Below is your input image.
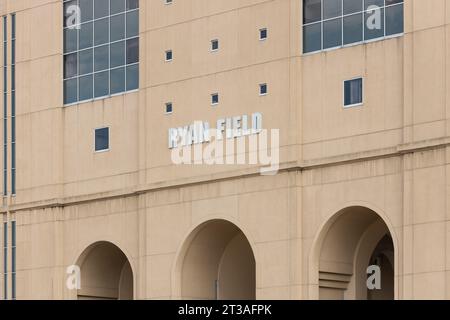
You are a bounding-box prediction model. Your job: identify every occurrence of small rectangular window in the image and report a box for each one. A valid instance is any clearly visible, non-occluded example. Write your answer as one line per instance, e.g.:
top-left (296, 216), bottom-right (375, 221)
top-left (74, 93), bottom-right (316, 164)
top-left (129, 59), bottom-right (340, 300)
top-left (259, 83), bottom-right (268, 96)
top-left (165, 102), bottom-right (173, 114)
top-left (165, 0), bottom-right (173, 4)
top-left (165, 50), bottom-right (173, 61)
top-left (259, 28), bottom-right (267, 40)
top-left (95, 127), bottom-right (110, 152)
top-left (211, 39), bottom-right (219, 51)
top-left (211, 93), bottom-right (219, 105)
top-left (344, 78), bottom-right (363, 107)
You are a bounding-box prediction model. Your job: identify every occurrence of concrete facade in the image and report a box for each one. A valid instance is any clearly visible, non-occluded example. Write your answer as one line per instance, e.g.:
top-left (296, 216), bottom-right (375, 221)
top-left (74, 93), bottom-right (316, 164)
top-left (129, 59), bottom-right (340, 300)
top-left (0, 0), bottom-right (448, 300)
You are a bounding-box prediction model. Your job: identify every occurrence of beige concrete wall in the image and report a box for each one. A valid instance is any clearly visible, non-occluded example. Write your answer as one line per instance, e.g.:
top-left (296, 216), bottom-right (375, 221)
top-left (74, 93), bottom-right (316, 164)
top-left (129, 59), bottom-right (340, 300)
top-left (0, 0), bottom-right (449, 300)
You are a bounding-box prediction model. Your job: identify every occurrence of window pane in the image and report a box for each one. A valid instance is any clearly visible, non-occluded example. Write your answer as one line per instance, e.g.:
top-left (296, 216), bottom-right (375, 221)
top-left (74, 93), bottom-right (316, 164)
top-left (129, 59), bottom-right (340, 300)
top-left (111, 0), bottom-right (126, 14)
top-left (11, 40), bottom-right (15, 65)
top-left (79, 0), bottom-right (93, 23)
top-left (94, 71), bottom-right (109, 97)
top-left (64, 53), bottom-right (78, 78)
top-left (79, 22), bottom-right (93, 50)
top-left (126, 64), bottom-right (139, 90)
top-left (111, 41), bottom-right (125, 68)
top-left (385, 0), bottom-right (403, 5)
top-left (95, 128), bottom-right (109, 151)
top-left (323, 18), bottom-right (342, 49)
top-left (94, 0), bottom-right (109, 19)
top-left (64, 28), bottom-right (77, 53)
top-left (343, 0), bottom-right (363, 14)
top-left (303, 22), bottom-right (321, 53)
top-left (111, 13), bottom-right (125, 42)
top-left (126, 38), bottom-right (139, 64)
top-left (364, 0), bottom-right (383, 10)
top-left (11, 66), bottom-right (15, 91)
top-left (126, 0), bottom-right (139, 10)
top-left (344, 78), bottom-right (363, 106)
top-left (126, 10), bottom-right (139, 38)
top-left (386, 3), bottom-right (403, 35)
top-left (324, 0), bottom-right (342, 19)
top-left (64, 79), bottom-right (78, 104)
top-left (343, 13), bottom-right (363, 45)
top-left (364, 7), bottom-right (384, 40)
top-left (94, 17), bottom-right (109, 46)
top-left (63, 0), bottom-right (78, 28)
top-left (111, 67), bottom-right (125, 94)
top-left (79, 74), bottom-right (93, 101)
top-left (303, 0), bottom-right (321, 24)
top-left (94, 44), bottom-right (109, 72)
top-left (79, 49), bottom-right (93, 75)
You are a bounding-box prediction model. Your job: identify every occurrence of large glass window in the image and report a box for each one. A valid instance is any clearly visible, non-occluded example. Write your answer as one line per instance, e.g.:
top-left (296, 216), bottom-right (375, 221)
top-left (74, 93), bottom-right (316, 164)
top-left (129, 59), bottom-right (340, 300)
top-left (303, 0), bottom-right (403, 54)
top-left (63, 0), bottom-right (139, 105)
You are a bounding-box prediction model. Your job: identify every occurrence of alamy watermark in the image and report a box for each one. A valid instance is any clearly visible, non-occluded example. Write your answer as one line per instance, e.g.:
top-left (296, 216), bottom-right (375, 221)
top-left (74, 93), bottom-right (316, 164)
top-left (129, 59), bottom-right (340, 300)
top-left (65, 4), bottom-right (81, 30)
top-left (168, 113), bottom-right (280, 175)
top-left (66, 265), bottom-right (81, 291)
top-left (366, 5), bottom-right (383, 31)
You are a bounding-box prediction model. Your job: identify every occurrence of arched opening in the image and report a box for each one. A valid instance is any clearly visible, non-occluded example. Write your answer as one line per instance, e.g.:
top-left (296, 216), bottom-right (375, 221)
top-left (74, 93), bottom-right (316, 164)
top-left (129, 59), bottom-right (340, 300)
top-left (76, 241), bottom-right (133, 300)
top-left (317, 206), bottom-right (394, 300)
top-left (179, 220), bottom-right (255, 300)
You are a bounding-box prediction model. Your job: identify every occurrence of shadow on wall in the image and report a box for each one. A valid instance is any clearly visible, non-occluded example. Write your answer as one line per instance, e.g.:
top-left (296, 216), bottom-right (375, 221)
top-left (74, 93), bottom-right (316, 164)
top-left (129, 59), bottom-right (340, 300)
top-left (316, 206), bottom-right (394, 300)
top-left (76, 241), bottom-right (133, 300)
top-left (178, 219), bottom-right (256, 300)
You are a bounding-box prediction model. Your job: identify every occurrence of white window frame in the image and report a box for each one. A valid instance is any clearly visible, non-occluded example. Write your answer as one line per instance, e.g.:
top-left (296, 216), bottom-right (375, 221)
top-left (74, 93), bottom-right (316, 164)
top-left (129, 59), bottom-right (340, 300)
top-left (94, 126), bottom-right (110, 153)
top-left (259, 83), bottom-right (268, 96)
top-left (259, 28), bottom-right (268, 41)
top-left (165, 102), bottom-right (173, 115)
top-left (211, 39), bottom-right (219, 52)
top-left (165, 49), bottom-right (173, 62)
top-left (211, 93), bottom-right (219, 106)
top-left (343, 77), bottom-right (364, 109)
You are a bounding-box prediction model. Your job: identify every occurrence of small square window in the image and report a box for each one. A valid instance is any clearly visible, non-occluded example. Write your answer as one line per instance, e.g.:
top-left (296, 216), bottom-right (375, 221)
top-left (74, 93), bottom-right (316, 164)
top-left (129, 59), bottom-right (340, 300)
top-left (211, 39), bottom-right (219, 51)
top-left (95, 127), bottom-right (110, 152)
top-left (259, 28), bottom-right (268, 40)
top-left (344, 78), bottom-right (363, 107)
top-left (165, 102), bottom-right (173, 114)
top-left (259, 83), bottom-right (268, 96)
top-left (165, 50), bottom-right (173, 61)
top-left (211, 93), bottom-right (219, 105)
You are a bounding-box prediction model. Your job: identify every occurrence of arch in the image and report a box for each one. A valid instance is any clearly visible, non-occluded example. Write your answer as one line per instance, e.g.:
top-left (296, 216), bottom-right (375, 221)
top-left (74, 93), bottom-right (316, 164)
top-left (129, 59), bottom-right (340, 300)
top-left (309, 205), bottom-right (397, 300)
top-left (75, 241), bottom-right (134, 300)
top-left (173, 219), bottom-right (256, 300)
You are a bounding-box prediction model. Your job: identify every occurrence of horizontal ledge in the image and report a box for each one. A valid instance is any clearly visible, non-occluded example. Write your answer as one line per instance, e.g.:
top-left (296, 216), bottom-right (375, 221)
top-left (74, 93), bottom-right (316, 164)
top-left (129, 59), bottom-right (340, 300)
top-left (3, 137), bottom-right (450, 213)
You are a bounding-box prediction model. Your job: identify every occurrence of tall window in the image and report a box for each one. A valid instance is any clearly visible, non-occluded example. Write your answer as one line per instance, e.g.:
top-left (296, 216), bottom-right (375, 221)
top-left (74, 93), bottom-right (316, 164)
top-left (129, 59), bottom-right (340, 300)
top-left (63, 0), bottom-right (140, 105)
top-left (11, 221), bottom-right (15, 300)
top-left (3, 221), bottom-right (6, 300)
top-left (2, 16), bottom-right (7, 196)
top-left (11, 14), bottom-right (15, 195)
top-left (303, 0), bottom-right (404, 54)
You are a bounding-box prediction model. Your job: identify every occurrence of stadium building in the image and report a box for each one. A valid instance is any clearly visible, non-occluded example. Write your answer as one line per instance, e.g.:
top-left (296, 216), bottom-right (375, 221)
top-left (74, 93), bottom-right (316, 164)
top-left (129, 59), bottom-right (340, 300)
top-left (0, 0), bottom-right (447, 300)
